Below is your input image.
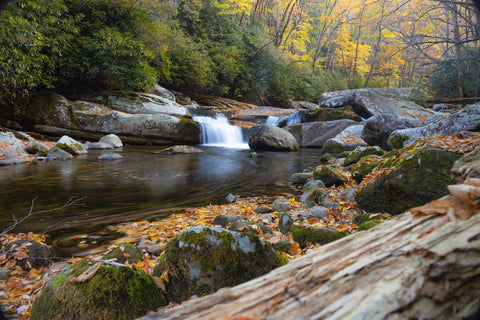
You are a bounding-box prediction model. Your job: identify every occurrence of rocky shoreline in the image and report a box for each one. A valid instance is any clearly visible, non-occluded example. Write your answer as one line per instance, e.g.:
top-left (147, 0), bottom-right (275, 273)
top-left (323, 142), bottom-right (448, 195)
top-left (1, 87), bottom-right (480, 319)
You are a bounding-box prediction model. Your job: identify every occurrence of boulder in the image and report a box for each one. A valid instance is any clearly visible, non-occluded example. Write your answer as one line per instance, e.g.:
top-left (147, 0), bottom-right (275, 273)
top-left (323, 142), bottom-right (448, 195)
top-left (351, 155), bottom-right (383, 183)
top-left (24, 91), bottom-right (72, 128)
top-left (300, 180), bottom-right (327, 208)
top-left (290, 172), bottom-right (313, 185)
top-left (54, 135), bottom-right (87, 155)
top-left (4, 240), bottom-right (55, 270)
top-left (0, 131), bottom-right (34, 165)
top-left (291, 224), bottom-right (345, 247)
top-left (286, 119), bottom-right (358, 148)
top-left (388, 104), bottom-right (480, 148)
top-left (103, 243), bottom-right (143, 264)
top-left (278, 212), bottom-right (294, 234)
top-left (83, 142), bottom-right (114, 150)
top-left (136, 238), bottom-right (163, 256)
top-left (157, 145), bottom-right (203, 155)
top-left (451, 147), bottom-right (480, 183)
top-left (271, 198), bottom-right (293, 212)
top-left (212, 215), bottom-right (246, 228)
top-left (254, 205), bottom-right (271, 214)
top-left (99, 134), bottom-right (123, 148)
top-left (97, 153), bottom-right (123, 161)
top-left (288, 101), bottom-right (320, 110)
top-left (321, 124), bottom-right (367, 156)
top-left (318, 88), bottom-right (432, 120)
top-left (229, 221), bottom-right (272, 235)
top-left (313, 165), bottom-right (346, 187)
top-left (152, 226), bottom-right (286, 302)
top-left (362, 113), bottom-right (423, 150)
top-left (151, 84), bottom-right (177, 102)
top-left (305, 206), bottom-right (329, 219)
top-left (355, 147), bottom-right (462, 215)
top-left (344, 146), bottom-right (385, 166)
top-left (47, 147), bottom-right (73, 160)
top-left (88, 92), bottom-right (189, 117)
top-left (25, 141), bottom-right (50, 156)
top-left (31, 261), bottom-right (165, 320)
top-left (248, 125), bottom-right (299, 151)
top-left (71, 101), bottom-right (200, 144)
top-left (232, 107), bottom-right (292, 123)
top-left (304, 106), bottom-right (361, 122)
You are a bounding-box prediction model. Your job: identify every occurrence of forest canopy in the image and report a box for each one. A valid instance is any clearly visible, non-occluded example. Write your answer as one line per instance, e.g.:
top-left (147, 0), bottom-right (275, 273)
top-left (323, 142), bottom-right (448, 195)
top-left (0, 0), bottom-right (479, 104)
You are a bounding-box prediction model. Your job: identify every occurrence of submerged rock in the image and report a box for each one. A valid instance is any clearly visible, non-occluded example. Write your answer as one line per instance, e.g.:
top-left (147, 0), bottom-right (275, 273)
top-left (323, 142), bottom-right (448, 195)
top-left (97, 153), bottom-right (123, 161)
top-left (153, 226), bottom-right (286, 302)
top-left (47, 147), bottom-right (73, 161)
top-left (157, 145), bottom-right (203, 155)
top-left (31, 261), bottom-right (165, 320)
top-left (99, 134), bottom-right (123, 148)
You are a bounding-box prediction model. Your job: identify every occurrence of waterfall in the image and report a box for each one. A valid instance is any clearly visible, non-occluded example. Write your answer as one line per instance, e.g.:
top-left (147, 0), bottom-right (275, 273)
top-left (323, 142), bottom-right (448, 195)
top-left (286, 111), bottom-right (304, 126)
top-left (265, 115), bottom-right (288, 126)
top-left (193, 114), bottom-right (249, 149)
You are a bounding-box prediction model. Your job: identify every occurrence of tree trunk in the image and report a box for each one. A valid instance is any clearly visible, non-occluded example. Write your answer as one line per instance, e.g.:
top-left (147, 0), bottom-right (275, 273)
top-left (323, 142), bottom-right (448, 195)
top-left (139, 211), bottom-right (480, 320)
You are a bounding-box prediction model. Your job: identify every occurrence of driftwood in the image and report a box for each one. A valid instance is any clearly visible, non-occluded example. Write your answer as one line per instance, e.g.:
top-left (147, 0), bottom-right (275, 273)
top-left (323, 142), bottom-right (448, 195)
top-left (139, 211), bottom-right (480, 320)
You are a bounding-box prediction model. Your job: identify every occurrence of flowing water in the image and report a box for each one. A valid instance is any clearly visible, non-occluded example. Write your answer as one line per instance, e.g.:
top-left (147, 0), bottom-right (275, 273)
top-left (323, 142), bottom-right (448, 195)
top-left (0, 123), bottom-right (321, 254)
top-left (193, 114), bottom-right (249, 149)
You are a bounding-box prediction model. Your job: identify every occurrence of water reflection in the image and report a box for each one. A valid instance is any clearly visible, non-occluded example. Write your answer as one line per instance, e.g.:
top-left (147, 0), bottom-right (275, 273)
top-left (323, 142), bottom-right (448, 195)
top-left (0, 146), bottom-right (321, 242)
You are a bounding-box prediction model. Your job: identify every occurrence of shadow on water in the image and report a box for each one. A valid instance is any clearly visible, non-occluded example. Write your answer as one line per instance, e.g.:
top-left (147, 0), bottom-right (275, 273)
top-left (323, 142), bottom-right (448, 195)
top-left (0, 146), bottom-right (321, 253)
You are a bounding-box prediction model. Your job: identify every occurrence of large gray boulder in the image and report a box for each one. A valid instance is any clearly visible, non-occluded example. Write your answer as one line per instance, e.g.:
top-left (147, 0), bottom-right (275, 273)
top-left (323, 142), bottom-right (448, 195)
top-left (152, 226), bottom-right (286, 302)
top-left (318, 88), bottom-right (432, 120)
top-left (388, 103), bottom-right (480, 148)
top-left (25, 91), bottom-right (73, 128)
top-left (71, 101), bottom-right (200, 144)
top-left (99, 134), bottom-right (123, 148)
top-left (54, 135), bottom-right (88, 155)
top-left (0, 131), bottom-right (33, 165)
top-left (233, 107), bottom-right (293, 123)
top-left (286, 119), bottom-right (358, 148)
top-left (150, 84), bottom-right (176, 102)
top-left (321, 124), bottom-right (367, 155)
top-left (248, 125), bottom-right (299, 151)
top-left (362, 113), bottom-right (423, 150)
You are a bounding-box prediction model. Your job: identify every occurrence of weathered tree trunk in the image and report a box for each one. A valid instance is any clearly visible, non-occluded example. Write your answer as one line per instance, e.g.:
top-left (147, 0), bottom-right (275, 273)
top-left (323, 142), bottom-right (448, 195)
top-left (140, 212), bottom-right (480, 320)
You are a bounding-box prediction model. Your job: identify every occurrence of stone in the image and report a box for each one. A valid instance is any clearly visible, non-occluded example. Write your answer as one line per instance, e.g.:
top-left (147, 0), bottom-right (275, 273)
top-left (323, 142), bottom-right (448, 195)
top-left (300, 180), bottom-right (327, 208)
top-left (355, 147), bottom-right (462, 215)
top-left (425, 112), bottom-right (447, 125)
top-left (0, 268), bottom-right (12, 280)
top-left (25, 91), bottom-right (72, 128)
top-left (451, 147), bottom-right (480, 183)
top-left (288, 101), bottom-right (320, 110)
top-left (344, 146), bottom-right (385, 166)
top-left (304, 106), bottom-right (361, 122)
top-left (30, 261), bottom-right (165, 320)
top-left (248, 125), bottom-right (299, 151)
top-left (290, 172), bottom-right (313, 185)
top-left (286, 119), bottom-right (358, 148)
top-left (54, 135), bottom-right (87, 155)
top-left (271, 199), bottom-right (292, 212)
top-left (232, 106), bottom-right (292, 123)
top-left (158, 145), bottom-right (203, 155)
top-left (229, 221), bottom-right (272, 235)
top-left (351, 155), bottom-right (383, 183)
top-left (271, 239), bottom-right (292, 252)
top-left (291, 224), bottom-right (345, 247)
top-left (254, 205), bottom-right (271, 214)
top-left (318, 88), bottom-right (432, 119)
top-left (321, 125), bottom-right (368, 156)
top-left (278, 212), bottom-right (294, 234)
top-left (136, 238), bottom-right (163, 256)
top-left (25, 141), bottom-right (50, 155)
top-left (152, 226), bottom-right (286, 302)
top-left (306, 206), bottom-right (329, 219)
top-left (83, 142), bottom-right (114, 150)
top-left (103, 243), bottom-right (143, 264)
top-left (212, 215), bottom-right (246, 228)
top-left (362, 113), bottom-right (423, 150)
top-left (225, 193), bottom-right (237, 203)
top-left (97, 153), bottom-right (123, 161)
top-left (99, 134), bottom-right (123, 148)
top-left (47, 147), bottom-right (73, 161)
top-left (0, 131), bottom-right (34, 165)
top-left (313, 165), bottom-right (346, 187)
top-left (151, 84), bottom-right (177, 102)
top-left (4, 240), bottom-right (55, 270)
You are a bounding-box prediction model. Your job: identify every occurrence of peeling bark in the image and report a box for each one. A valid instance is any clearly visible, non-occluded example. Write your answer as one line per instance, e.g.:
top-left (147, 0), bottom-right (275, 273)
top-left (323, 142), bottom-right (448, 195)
top-left (139, 212), bottom-right (480, 320)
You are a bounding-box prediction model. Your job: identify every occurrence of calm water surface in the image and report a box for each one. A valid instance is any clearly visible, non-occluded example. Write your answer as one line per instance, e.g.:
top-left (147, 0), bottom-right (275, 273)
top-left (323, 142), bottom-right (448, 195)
top-left (0, 146), bottom-right (321, 253)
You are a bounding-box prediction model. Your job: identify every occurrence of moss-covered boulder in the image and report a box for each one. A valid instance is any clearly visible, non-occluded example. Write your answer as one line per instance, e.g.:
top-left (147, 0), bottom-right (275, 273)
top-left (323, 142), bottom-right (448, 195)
top-left (291, 224), bottom-right (345, 247)
top-left (229, 221), bottom-right (272, 235)
top-left (4, 240), bottom-right (55, 270)
top-left (31, 261), bottom-right (165, 320)
top-left (321, 125), bottom-right (367, 156)
top-left (304, 106), bottom-right (361, 122)
top-left (355, 147), bottom-right (462, 215)
top-left (313, 165), bottom-right (346, 187)
top-left (344, 146), bottom-right (385, 166)
top-left (153, 226), bottom-right (286, 302)
top-left (54, 135), bottom-right (87, 155)
top-left (212, 214), bottom-right (246, 228)
top-left (351, 155), bottom-right (383, 183)
top-left (278, 212), bottom-right (294, 234)
top-left (103, 243), bottom-right (143, 264)
top-left (300, 180), bottom-right (327, 208)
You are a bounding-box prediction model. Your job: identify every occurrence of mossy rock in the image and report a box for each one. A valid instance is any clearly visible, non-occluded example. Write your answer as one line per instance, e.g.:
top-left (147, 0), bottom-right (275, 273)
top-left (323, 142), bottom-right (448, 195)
top-left (359, 219), bottom-right (383, 230)
top-left (299, 180), bottom-right (327, 208)
top-left (212, 215), bottom-right (246, 228)
top-left (304, 106), bottom-right (361, 122)
top-left (272, 239), bottom-right (292, 252)
top-left (103, 243), bottom-right (143, 264)
top-left (278, 212), bottom-right (294, 234)
top-left (321, 140), bottom-right (358, 157)
top-left (229, 221), bottom-right (272, 235)
top-left (313, 165), bottom-right (346, 187)
top-left (31, 261), bottom-right (165, 320)
top-left (344, 146), bottom-right (385, 166)
top-left (153, 226), bottom-right (286, 302)
top-left (291, 224), bottom-right (345, 247)
top-left (355, 147), bottom-right (462, 215)
top-left (54, 135), bottom-right (87, 155)
top-left (4, 240), bottom-right (55, 270)
top-left (351, 155), bottom-right (383, 183)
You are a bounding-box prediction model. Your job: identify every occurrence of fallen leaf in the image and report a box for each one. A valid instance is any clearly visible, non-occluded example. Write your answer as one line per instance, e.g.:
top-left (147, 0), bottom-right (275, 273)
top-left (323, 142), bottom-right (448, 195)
top-left (70, 262), bottom-right (103, 283)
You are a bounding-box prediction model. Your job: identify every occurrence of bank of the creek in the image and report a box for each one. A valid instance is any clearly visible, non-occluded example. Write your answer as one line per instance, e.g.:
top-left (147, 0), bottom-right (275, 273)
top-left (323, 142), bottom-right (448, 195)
top-left (0, 145), bottom-right (321, 255)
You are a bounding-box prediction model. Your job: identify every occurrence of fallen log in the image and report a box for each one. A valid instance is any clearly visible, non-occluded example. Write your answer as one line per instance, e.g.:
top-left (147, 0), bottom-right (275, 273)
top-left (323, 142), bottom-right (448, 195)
top-left (139, 211), bottom-right (480, 320)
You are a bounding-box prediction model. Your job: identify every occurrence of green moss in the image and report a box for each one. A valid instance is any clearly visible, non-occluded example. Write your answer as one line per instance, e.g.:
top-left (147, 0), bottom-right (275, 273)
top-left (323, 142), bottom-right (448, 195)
top-left (351, 156), bottom-right (383, 183)
top-left (321, 140), bottom-right (357, 156)
top-left (388, 132), bottom-right (411, 149)
top-left (103, 243), bottom-right (143, 264)
top-left (359, 220), bottom-right (383, 230)
top-left (291, 224), bottom-right (345, 247)
top-left (313, 165), bottom-right (346, 187)
top-left (344, 146), bottom-right (385, 166)
top-left (31, 261), bottom-right (165, 320)
top-left (177, 118), bottom-right (201, 144)
top-left (305, 106), bottom-right (361, 122)
top-left (272, 239), bottom-right (292, 252)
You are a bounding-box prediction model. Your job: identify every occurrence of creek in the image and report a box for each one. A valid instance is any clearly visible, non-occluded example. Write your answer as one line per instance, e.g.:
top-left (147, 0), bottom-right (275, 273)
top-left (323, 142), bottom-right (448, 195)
top-left (0, 116), bottom-right (321, 255)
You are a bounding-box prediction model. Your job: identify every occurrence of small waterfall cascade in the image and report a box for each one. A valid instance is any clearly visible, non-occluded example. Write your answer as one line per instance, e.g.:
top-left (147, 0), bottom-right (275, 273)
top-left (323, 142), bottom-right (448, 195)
top-left (192, 113), bottom-right (249, 149)
top-left (286, 111), bottom-right (304, 126)
top-left (265, 115), bottom-right (288, 126)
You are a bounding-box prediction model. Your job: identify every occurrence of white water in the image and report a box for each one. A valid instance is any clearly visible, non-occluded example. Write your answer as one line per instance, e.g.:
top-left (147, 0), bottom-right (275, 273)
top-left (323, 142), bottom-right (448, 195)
top-left (265, 115), bottom-right (288, 126)
top-left (286, 111), bottom-right (303, 126)
top-left (193, 114), bottom-right (250, 149)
